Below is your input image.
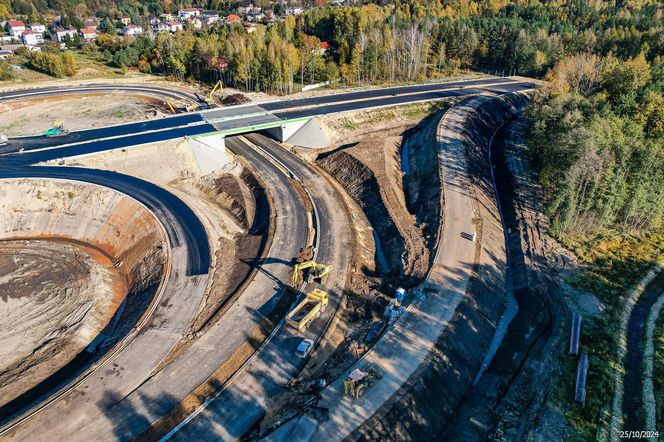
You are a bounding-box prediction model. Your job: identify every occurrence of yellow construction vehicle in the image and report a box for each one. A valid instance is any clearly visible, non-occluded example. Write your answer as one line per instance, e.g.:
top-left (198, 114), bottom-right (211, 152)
top-left (343, 367), bottom-right (382, 398)
top-left (164, 98), bottom-right (178, 114)
top-left (290, 260), bottom-right (333, 286)
top-left (164, 99), bottom-right (199, 114)
top-left (285, 289), bottom-right (329, 332)
top-left (204, 80), bottom-right (223, 107)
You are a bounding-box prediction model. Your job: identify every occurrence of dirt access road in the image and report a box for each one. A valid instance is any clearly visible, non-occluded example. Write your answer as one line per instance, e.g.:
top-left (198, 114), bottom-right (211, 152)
top-left (162, 132), bottom-right (354, 441)
top-left (270, 93), bottom-right (513, 440)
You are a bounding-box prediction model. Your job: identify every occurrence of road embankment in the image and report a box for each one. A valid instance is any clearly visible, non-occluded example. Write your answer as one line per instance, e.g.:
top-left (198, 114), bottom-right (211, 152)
top-left (349, 92), bottom-right (530, 440)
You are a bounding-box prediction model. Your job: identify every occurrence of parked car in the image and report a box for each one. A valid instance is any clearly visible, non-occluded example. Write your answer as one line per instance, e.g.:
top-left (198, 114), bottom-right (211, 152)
top-left (295, 338), bottom-right (314, 359)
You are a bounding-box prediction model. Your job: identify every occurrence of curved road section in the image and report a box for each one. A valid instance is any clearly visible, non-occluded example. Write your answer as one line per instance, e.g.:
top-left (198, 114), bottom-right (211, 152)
top-left (162, 133), bottom-right (353, 441)
top-left (1, 77), bottom-right (535, 440)
top-left (269, 94), bottom-right (515, 440)
top-left (0, 83), bottom-right (201, 103)
top-left (0, 164), bottom-right (211, 437)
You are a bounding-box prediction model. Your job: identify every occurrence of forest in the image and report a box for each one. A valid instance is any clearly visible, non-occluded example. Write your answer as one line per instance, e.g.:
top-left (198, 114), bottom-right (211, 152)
top-left (527, 52), bottom-right (663, 236)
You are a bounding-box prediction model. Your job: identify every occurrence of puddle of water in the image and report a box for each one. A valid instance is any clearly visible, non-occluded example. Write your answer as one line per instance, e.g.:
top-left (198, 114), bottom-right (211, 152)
top-left (373, 231), bottom-right (389, 273)
top-left (401, 142), bottom-right (410, 174)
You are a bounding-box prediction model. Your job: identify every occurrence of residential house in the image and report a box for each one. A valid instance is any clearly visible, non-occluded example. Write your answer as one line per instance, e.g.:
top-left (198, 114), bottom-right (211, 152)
top-left (159, 13), bottom-right (175, 22)
top-left (83, 19), bottom-right (98, 30)
top-left (318, 41), bottom-right (330, 54)
top-left (0, 49), bottom-right (13, 59)
top-left (178, 8), bottom-right (200, 21)
top-left (119, 16), bottom-right (131, 26)
top-left (248, 13), bottom-right (265, 22)
top-left (237, 4), bottom-right (253, 15)
top-left (226, 14), bottom-right (242, 24)
top-left (21, 30), bottom-right (44, 45)
top-left (153, 22), bottom-right (169, 33)
top-left (202, 11), bottom-right (220, 25)
top-left (29, 23), bottom-right (45, 33)
top-left (147, 16), bottom-right (160, 25)
top-left (8, 21), bottom-right (26, 37)
top-left (285, 7), bottom-right (304, 15)
top-left (166, 21), bottom-right (183, 32)
top-left (185, 17), bottom-right (202, 29)
top-left (79, 27), bottom-right (97, 41)
top-left (51, 27), bottom-right (77, 42)
top-left (122, 24), bottom-right (143, 36)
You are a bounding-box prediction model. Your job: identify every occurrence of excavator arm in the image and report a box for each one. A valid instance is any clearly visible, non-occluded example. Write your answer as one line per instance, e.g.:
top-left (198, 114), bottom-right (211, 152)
top-left (290, 260), bottom-right (333, 286)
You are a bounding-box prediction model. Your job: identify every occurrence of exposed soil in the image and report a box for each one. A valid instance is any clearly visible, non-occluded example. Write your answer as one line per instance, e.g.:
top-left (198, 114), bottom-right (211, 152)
top-left (0, 239), bottom-right (126, 408)
top-left (221, 93), bottom-right (250, 106)
top-left (0, 179), bottom-right (167, 422)
top-left (348, 95), bottom-right (516, 442)
top-left (0, 94), bottom-right (169, 136)
top-left (191, 168), bottom-right (271, 332)
top-left (317, 130), bottom-right (429, 281)
top-left (446, 113), bottom-right (569, 441)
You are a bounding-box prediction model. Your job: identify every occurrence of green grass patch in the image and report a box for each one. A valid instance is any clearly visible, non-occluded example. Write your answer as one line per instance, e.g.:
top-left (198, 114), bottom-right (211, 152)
top-left (554, 229), bottom-right (664, 440)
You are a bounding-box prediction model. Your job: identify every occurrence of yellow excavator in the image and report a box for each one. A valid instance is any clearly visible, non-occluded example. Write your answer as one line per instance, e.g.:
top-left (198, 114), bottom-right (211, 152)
top-left (204, 80), bottom-right (223, 107)
top-left (290, 260), bottom-right (333, 286)
top-left (164, 98), bottom-right (199, 114)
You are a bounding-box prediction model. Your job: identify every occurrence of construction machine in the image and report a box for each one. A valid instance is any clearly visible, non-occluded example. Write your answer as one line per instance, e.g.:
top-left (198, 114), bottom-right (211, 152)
top-left (164, 98), bottom-right (199, 114)
top-left (204, 80), bottom-right (223, 107)
top-left (290, 260), bottom-right (333, 286)
top-left (44, 122), bottom-right (69, 137)
top-left (343, 367), bottom-right (382, 398)
top-left (285, 289), bottom-right (329, 332)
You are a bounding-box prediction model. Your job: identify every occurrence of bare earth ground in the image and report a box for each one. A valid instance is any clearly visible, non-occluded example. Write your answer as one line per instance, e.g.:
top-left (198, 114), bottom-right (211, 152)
top-left (0, 239), bottom-right (126, 407)
top-left (60, 138), bottom-right (258, 361)
top-left (0, 94), bottom-right (169, 136)
top-left (255, 104), bottom-right (447, 433)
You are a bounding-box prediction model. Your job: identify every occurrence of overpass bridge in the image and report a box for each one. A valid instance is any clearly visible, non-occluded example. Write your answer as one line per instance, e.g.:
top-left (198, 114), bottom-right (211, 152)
top-left (1, 76), bottom-right (534, 160)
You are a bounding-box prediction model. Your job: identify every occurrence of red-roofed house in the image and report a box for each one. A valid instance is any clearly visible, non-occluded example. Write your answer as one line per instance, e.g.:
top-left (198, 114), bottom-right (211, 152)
top-left (226, 14), bottom-right (241, 24)
top-left (22, 30), bottom-right (44, 45)
top-left (313, 41), bottom-right (330, 55)
top-left (79, 27), bottom-right (97, 41)
top-left (8, 20), bottom-right (26, 37)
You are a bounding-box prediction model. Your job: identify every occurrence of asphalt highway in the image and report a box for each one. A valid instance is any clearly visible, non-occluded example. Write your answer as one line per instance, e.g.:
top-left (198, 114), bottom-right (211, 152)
top-left (0, 83), bottom-right (201, 103)
top-left (1, 77), bottom-right (534, 154)
top-left (1, 135), bottom-right (311, 440)
top-left (0, 77), bottom-right (536, 440)
top-left (164, 133), bottom-right (353, 441)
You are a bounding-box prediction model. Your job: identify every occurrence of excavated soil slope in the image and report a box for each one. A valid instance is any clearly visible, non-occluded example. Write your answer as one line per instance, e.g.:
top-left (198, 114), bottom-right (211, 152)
top-left (350, 93), bottom-right (530, 441)
top-left (0, 178), bottom-right (166, 409)
top-left (317, 134), bottom-right (428, 281)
